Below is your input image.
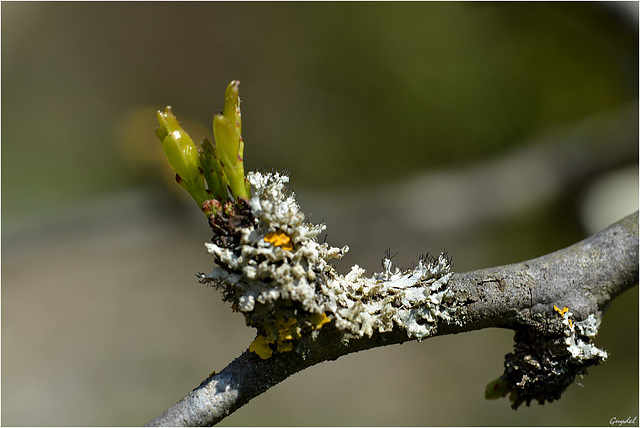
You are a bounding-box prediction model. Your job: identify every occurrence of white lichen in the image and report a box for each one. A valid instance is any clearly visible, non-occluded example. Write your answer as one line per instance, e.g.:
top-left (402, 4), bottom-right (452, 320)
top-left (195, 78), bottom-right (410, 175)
top-left (558, 311), bottom-right (608, 362)
top-left (199, 171), bottom-right (454, 348)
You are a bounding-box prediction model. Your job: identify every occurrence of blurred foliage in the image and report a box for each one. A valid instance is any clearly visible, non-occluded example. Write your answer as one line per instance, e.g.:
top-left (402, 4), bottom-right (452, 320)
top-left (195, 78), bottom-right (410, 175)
top-left (2, 2), bottom-right (637, 217)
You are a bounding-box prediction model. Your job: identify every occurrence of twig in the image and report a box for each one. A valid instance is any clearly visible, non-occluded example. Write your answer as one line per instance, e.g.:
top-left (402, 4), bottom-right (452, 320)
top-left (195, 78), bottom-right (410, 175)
top-left (146, 211), bottom-right (638, 426)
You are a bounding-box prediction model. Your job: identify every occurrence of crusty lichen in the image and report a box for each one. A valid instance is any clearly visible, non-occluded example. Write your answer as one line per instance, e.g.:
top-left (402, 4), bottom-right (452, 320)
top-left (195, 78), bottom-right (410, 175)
top-left (494, 306), bottom-right (608, 409)
top-left (199, 171), bottom-right (453, 358)
top-left (557, 309), bottom-right (608, 362)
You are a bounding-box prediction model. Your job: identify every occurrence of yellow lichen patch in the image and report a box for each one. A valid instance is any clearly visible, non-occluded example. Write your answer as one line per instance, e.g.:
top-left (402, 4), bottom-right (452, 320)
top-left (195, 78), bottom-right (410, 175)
top-left (264, 317), bottom-right (301, 354)
top-left (307, 312), bottom-right (331, 330)
top-left (251, 315), bottom-right (325, 359)
top-left (277, 340), bottom-right (293, 353)
top-left (250, 317), bottom-right (302, 359)
top-left (264, 230), bottom-right (293, 251)
top-left (554, 305), bottom-right (569, 316)
top-left (275, 316), bottom-right (301, 342)
top-left (249, 335), bottom-right (273, 359)
top-left (554, 305), bottom-right (573, 328)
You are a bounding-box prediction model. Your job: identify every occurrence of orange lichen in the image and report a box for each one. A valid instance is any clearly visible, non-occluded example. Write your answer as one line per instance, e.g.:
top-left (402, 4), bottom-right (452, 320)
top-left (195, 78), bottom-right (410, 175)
top-left (274, 316), bottom-right (301, 346)
top-left (249, 335), bottom-right (273, 359)
top-left (249, 317), bottom-right (303, 359)
top-left (307, 312), bottom-right (331, 330)
top-left (264, 231), bottom-right (293, 251)
top-left (553, 305), bottom-right (569, 316)
top-left (554, 305), bottom-right (573, 328)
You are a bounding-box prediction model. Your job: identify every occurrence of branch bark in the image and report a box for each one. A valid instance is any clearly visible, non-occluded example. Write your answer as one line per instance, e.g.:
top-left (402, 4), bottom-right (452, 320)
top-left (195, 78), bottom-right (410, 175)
top-left (147, 211), bottom-right (638, 426)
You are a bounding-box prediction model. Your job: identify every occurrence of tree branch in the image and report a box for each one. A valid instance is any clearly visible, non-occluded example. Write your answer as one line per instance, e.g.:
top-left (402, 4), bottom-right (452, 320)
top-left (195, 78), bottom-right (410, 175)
top-left (147, 211), bottom-right (638, 426)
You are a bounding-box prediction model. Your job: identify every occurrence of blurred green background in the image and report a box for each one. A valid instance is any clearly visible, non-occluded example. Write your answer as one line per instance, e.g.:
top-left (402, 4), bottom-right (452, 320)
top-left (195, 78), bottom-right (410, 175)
top-left (2, 2), bottom-right (638, 426)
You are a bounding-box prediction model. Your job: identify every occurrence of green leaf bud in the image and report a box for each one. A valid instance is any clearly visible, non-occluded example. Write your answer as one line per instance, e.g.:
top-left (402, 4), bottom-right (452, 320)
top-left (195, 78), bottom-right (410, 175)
top-left (213, 112), bottom-right (248, 200)
top-left (155, 107), bottom-right (180, 140)
top-left (202, 199), bottom-right (222, 218)
top-left (485, 376), bottom-right (511, 400)
top-left (222, 80), bottom-right (242, 137)
top-left (156, 106), bottom-right (209, 208)
top-left (213, 114), bottom-right (239, 166)
top-left (211, 80), bottom-right (250, 200)
top-left (162, 129), bottom-right (200, 183)
top-left (199, 137), bottom-right (228, 201)
top-left (154, 81), bottom-right (251, 213)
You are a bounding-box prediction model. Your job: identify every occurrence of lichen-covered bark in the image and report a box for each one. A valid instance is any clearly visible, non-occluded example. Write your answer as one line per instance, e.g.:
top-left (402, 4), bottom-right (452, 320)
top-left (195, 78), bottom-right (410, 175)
top-left (198, 171), bottom-right (455, 358)
top-left (147, 211), bottom-right (638, 426)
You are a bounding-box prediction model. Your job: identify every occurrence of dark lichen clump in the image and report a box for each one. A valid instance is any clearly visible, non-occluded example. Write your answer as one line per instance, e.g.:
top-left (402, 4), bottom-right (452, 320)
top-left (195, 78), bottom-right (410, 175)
top-left (500, 324), bottom-right (606, 409)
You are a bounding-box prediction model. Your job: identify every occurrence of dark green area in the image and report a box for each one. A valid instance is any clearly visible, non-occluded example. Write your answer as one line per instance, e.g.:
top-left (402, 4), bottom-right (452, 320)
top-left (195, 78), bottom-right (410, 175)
top-left (2, 2), bottom-right (637, 215)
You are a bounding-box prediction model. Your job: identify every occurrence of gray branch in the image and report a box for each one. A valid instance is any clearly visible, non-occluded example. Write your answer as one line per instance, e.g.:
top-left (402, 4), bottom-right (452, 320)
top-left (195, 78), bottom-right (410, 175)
top-left (146, 211), bottom-right (638, 427)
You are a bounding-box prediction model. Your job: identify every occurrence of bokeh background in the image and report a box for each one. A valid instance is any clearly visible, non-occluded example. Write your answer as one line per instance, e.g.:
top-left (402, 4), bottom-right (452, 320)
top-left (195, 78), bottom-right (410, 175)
top-left (2, 2), bottom-right (638, 426)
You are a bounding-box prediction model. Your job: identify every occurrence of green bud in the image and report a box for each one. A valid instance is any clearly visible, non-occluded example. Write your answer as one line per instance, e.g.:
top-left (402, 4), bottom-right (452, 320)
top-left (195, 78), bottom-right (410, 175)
top-left (213, 114), bottom-right (239, 165)
top-left (199, 137), bottom-right (228, 201)
top-left (162, 129), bottom-right (200, 183)
top-left (222, 80), bottom-right (242, 138)
top-left (484, 376), bottom-right (510, 400)
top-left (155, 106), bottom-right (209, 208)
top-left (154, 81), bottom-right (251, 213)
top-left (155, 107), bottom-right (180, 141)
top-left (212, 81), bottom-right (249, 200)
top-left (202, 199), bottom-right (222, 218)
